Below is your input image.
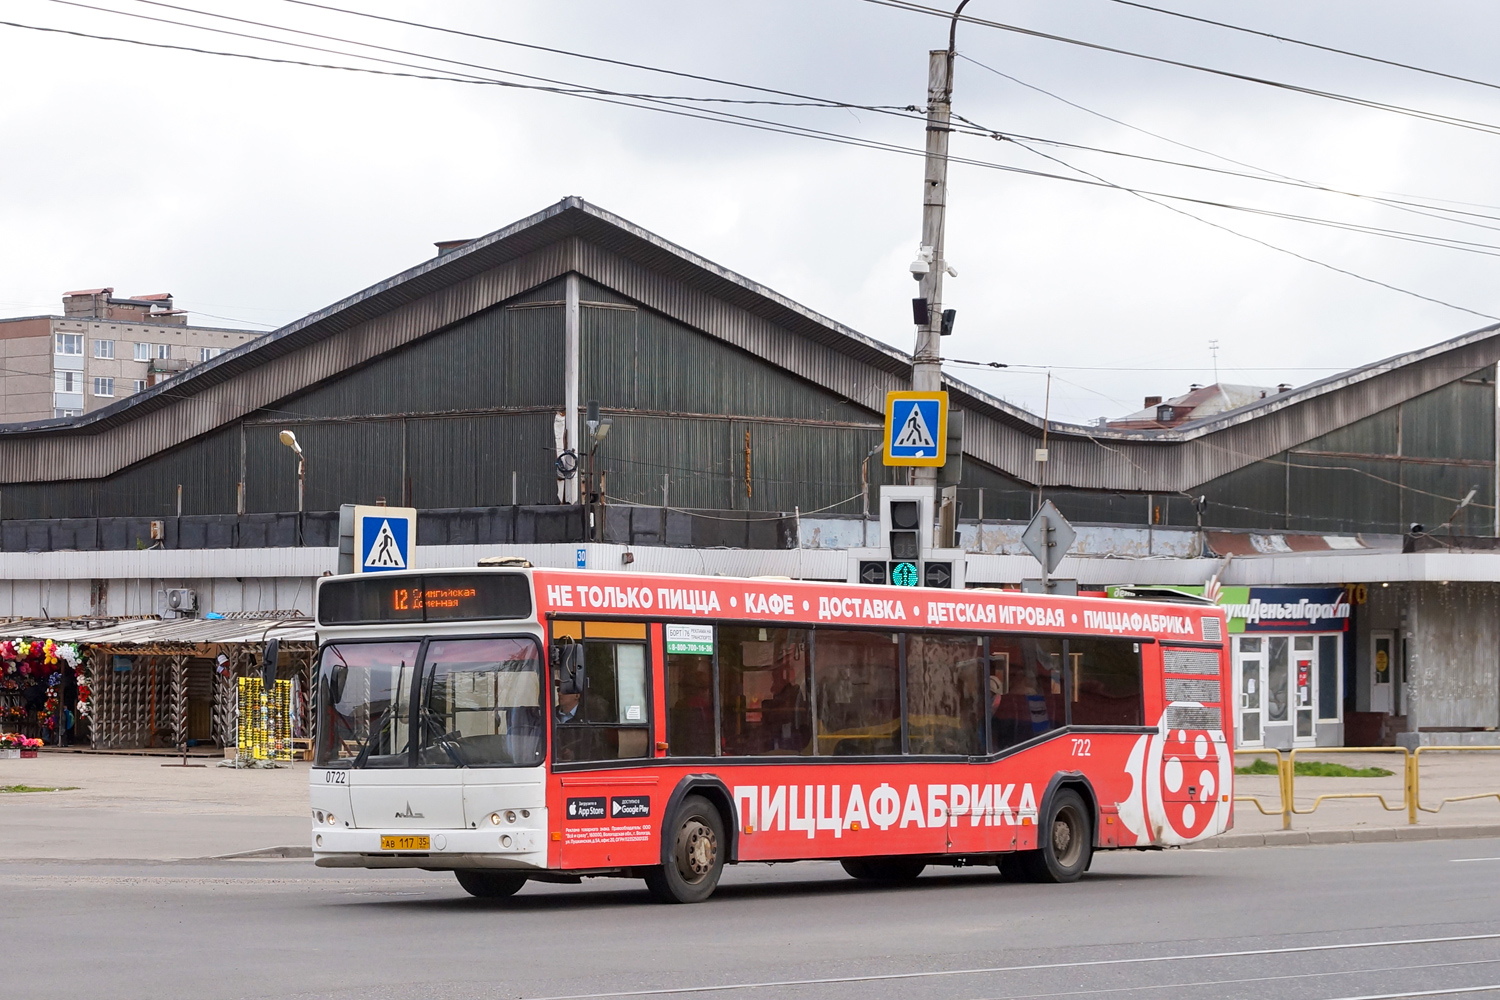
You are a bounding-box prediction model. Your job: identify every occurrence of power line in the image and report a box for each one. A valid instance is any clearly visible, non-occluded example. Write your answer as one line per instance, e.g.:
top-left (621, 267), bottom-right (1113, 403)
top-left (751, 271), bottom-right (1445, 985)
top-left (13, 9), bottom-right (1499, 320)
top-left (1005, 137), bottom-right (1500, 322)
top-left (112, 0), bottom-right (918, 114)
top-left (860, 0), bottom-right (1500, 137)
top-left (1105, 0), bottom-right (1500, 94)
top-left (953, 122), bottom-right (1500, 235)
top-left (117, 0), bottom-right (1500, 237)
top-left (39, 2), bottom-right (1500, 258)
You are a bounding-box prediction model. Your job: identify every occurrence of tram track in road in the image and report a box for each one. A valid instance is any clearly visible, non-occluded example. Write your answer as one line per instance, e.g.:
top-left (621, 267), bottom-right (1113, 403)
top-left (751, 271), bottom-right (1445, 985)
top-left (523, 932), bottom-right (1500, 1000)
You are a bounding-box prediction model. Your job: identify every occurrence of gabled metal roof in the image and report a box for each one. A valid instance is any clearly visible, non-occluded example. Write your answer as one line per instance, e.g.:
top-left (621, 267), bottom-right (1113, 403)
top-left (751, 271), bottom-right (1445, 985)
top-left (0, 196), bottom-right (1494, 493)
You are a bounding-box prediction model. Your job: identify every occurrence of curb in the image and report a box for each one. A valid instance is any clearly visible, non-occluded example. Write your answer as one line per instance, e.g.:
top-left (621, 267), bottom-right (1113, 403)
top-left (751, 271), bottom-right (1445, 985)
top-left (1188, 823), bottom-right (1500, 850)
top-left (210, 845), bottom-right (313, 860)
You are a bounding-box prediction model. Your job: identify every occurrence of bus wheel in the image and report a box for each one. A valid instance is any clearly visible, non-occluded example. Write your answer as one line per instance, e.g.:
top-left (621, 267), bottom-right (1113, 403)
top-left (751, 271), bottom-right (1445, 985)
top-left (454, 869), bottom-right (526, 898)
top-left (644, 795), bottom-right (724, 904)
top-left (840, 857), bottom-right (926, 881)
top-left (1021, 788), bottom-right (1092, 883)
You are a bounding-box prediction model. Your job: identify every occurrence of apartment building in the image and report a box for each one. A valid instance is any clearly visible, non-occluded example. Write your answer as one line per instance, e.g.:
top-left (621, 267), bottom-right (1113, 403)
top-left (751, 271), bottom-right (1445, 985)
top-left (0, 288), bottom-right (261, 422)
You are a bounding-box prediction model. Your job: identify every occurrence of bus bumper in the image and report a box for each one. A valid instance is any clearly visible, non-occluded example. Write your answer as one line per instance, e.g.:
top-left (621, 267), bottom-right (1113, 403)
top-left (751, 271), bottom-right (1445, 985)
top-left (311, 826), bottom-right (549, 871)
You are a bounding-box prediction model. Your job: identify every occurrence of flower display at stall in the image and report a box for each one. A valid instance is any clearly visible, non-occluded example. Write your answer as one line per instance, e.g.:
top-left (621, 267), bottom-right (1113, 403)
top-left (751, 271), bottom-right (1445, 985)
top-left (0, 733), bottom-right (43, 749)
top-left (0, 639), bottom-right (86, 739)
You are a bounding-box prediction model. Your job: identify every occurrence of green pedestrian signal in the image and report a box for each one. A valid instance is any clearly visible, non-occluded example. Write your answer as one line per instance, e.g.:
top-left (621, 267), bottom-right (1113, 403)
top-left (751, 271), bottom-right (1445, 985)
top-left (890, 561), bottom-right (919, 587)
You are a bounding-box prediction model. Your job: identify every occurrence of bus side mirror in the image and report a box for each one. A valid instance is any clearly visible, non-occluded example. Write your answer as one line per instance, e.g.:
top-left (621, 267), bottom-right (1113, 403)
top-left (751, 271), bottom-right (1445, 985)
top-left (261, 637), bottom-right (281, 688)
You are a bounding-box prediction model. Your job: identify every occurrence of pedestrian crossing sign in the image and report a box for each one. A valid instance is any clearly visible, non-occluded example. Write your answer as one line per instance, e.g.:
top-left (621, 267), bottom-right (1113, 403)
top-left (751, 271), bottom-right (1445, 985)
top-left (351, 504), bottom-right (416, 574)
top-left (884, 391), bottom-right (948, 466)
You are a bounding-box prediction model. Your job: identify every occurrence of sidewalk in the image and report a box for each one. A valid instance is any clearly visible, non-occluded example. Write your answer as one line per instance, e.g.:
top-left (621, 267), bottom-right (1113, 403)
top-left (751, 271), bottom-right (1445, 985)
top-left (1201, 749), bottom-right (1500, 848)
top-left (0, 752), bottom-right (310, 860)
top-left (3, 750), bottom-right (1498, 861)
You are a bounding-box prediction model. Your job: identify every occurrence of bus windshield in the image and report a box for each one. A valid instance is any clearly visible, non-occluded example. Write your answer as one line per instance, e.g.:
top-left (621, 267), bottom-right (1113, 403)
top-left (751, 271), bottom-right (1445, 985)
top-left (316, 637), bottom-right (546, 768)
top-left (317, 641), bottom-right (420, 768)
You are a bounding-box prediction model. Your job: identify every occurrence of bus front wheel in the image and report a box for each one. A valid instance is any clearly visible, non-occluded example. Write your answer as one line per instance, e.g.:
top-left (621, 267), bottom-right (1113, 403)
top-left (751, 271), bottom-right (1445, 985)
top-left (1010, 788), bottom-right (1092, 884)
top-left (644, 794), bottom-right (725, 904)
top-left (454, 869), bottom-right (526, 898)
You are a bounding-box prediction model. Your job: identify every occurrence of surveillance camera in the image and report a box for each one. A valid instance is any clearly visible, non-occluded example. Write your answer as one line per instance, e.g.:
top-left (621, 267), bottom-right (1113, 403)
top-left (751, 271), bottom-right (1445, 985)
top-left (1409, 522), bottom-right (1426, 535)
top-left (909, 259), bottom-right (930, 279)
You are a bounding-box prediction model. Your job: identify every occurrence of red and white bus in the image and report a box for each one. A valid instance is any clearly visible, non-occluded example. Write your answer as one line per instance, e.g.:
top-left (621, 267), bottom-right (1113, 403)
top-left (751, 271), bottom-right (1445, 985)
top-left (309, 567), bottom-right (1232, 903)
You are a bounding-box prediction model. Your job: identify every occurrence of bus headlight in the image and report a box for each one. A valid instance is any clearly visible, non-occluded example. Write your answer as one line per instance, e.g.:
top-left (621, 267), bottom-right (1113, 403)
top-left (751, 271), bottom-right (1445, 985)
top-left (489, 812), bottom-right (502, 825)
top-left (325, 813), bottom-right (337, 826)
top-left (505, 811), bottom-right (518, 824)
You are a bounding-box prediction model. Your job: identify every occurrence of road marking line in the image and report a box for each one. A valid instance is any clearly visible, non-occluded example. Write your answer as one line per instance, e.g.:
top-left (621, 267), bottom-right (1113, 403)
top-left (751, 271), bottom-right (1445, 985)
top-left (523, 932), bottom-right (1500, 1000)
top-left (1321, 987), bottom-right (1500, 1000)
top-left (966, 958), bottom-right (1500, 1000)
top-left (1450, 857), bottom-right (1500, 863)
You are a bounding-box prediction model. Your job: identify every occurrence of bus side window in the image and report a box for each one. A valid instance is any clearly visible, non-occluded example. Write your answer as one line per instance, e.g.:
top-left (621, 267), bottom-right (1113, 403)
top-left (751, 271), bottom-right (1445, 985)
top-left (718, 625), bottom-right (812, 756)
top-left (1068, 638), bottom-right (1144, 727)
top-left (906, 633), bottom-right (984, 755)
top-left (815, 629), bottom-right (900, 756)
top-left (988, 637), bottom-right (1064, 751)
top-left (665, 648), bottom-right (714, 757)
top-left (553, 622), bottom-right (651, 763)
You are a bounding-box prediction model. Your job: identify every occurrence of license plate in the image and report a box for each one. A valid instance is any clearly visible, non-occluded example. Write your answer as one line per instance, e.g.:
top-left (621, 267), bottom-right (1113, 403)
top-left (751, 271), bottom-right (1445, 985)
top-left (380, 835), bottom-right (430, 851)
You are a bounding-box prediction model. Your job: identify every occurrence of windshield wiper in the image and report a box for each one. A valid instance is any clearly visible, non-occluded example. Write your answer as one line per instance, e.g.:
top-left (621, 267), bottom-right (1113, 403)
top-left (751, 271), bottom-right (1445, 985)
top-left (352, 706), bottom-right (394, 768)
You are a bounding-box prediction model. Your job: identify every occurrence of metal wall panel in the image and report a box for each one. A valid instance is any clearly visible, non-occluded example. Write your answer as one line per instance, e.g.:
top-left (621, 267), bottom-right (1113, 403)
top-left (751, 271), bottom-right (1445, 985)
top-left (1401, 377), bottom-right (1496, 460)
top-left (1299, 409), bottom-right (1398, 456)
top-left (1401, 461), bottom-right (1495, 534)
top-left (1287, 453), bottom-right (1403, 534)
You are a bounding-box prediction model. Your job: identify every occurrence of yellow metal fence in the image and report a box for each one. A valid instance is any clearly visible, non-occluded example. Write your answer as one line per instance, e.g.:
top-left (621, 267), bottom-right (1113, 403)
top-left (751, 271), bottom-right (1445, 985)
top-left (1231, 745), bottom-right (1500, 830)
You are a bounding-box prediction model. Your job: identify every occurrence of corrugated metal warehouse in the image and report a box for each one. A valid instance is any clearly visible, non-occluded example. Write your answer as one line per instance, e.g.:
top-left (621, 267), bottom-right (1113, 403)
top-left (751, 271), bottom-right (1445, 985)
top-left (1, 196), bottom-right (1499, 754)
top-left (1, 196), bottom-right (1494, 537)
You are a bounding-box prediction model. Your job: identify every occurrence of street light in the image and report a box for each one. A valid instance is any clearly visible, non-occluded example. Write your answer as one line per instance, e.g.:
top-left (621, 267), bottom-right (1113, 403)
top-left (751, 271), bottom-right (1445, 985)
top-left (583, 401), bottom-right (613, 540)
top-left (279, 429), bottom-right (305, 516)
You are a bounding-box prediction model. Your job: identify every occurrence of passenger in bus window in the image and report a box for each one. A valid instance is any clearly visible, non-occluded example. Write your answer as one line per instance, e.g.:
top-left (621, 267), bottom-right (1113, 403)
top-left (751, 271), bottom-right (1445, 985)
top-left (718, 626), bottom-right (811, 756)
top-left (989, 637), bottom-right (1063, 750)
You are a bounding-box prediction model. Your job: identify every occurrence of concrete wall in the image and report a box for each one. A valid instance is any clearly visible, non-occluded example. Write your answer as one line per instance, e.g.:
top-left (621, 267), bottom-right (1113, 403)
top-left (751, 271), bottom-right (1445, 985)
top-left (1407, 582), bottom-right (1500, 731)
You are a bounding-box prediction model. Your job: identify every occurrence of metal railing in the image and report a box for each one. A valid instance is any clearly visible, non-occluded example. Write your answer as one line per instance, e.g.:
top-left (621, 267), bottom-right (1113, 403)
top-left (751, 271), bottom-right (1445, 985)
top-left (1412, 745), bottom-right (1500, 820)
top-left (1231, 749), bottom-right (1291, 830)
top-left (1231, 744), bottom-right (1500, 829)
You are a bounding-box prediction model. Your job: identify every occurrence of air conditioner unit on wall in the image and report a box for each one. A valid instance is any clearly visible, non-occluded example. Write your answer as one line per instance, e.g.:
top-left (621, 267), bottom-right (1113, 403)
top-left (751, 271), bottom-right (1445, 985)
top-left (165, 588), bottom-right (197, 613)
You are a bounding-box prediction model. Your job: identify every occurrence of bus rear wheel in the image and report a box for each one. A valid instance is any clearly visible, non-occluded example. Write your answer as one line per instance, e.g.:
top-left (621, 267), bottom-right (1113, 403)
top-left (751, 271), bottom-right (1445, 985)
top-left (644, 794), bottom-right (725, 904)
top-left (841, 857), bottom-right (927, 881)
top-left (454, 869), bottom-right (526, 898)
top-left (1011, 788), bottom-right (1092, 884)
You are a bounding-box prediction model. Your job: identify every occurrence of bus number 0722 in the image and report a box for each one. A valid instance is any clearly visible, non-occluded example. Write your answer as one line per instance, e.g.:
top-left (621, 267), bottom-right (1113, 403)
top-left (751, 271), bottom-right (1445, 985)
top-left (1071, 738), bottom-right (1092, 756)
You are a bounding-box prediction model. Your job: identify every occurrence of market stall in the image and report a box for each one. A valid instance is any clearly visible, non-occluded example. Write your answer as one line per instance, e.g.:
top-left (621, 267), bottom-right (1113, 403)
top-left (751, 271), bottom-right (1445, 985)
top-left (0, 614), bottom-right (314, 751)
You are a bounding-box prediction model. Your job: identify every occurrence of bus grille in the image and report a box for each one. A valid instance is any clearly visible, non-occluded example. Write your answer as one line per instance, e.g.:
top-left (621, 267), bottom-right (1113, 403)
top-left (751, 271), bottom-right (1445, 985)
top-left (1165, 705), bottom-right (1222, 730)
top-left (1166, 678), bottom-right (1221, 703)
top-left (1162, 648), bottom-right (1220, 676)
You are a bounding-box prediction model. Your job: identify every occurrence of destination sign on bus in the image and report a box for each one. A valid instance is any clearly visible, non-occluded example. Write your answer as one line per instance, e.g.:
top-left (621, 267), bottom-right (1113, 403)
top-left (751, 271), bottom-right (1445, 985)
top-left (318, 573), bottom-right (531, 624)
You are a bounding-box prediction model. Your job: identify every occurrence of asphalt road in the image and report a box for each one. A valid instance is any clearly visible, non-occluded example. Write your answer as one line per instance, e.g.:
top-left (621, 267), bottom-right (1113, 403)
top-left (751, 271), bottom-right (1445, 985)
top-left (4, 839), bottom-right (1499, 1000)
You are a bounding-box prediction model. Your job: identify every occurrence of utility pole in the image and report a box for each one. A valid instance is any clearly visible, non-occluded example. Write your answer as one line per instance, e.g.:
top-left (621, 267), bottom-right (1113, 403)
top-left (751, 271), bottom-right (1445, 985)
top-left (911, 2), bottom-right (968, 486)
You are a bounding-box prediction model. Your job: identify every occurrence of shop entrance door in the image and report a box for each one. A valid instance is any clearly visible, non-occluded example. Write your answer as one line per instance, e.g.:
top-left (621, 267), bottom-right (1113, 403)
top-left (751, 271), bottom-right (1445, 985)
top-left (1293, 636), bottom-right (1316, 745)
top-left (1235, 636), bottom-right (1264, 747)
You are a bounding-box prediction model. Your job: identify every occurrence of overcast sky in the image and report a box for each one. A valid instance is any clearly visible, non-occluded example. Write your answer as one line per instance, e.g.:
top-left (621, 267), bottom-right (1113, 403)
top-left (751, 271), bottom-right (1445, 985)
top-left (4, 0), bottom-right (1499, 424)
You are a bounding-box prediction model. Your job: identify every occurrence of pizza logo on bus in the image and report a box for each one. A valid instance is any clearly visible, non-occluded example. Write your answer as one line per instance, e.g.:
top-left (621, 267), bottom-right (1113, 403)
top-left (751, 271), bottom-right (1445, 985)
top-left (1119, 707), bottom-right (1232, 847)
top-left (1157, 728), bottom-right (1219, 840)
top-left (732, 781), bottom-right (1037, 838)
